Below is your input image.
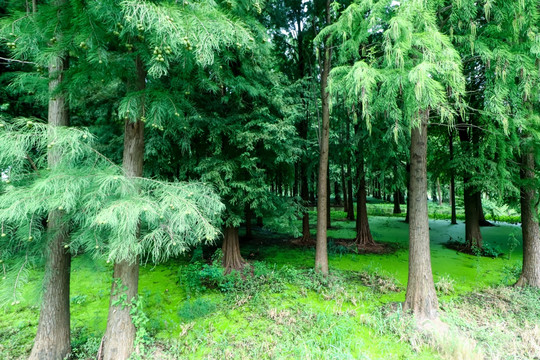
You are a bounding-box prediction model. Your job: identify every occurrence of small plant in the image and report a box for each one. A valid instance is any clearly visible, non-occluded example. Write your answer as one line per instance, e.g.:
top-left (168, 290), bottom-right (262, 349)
top-left (506, 231), bottom-right (520, 260)
top-left (358, 270), bottom-right (402, 293)
top-left (435, 275), bottom-right (455, 295)
top-left (70, 294), bottom-right (87, 305)
top-left (501, 262), bottom-right (522, 285)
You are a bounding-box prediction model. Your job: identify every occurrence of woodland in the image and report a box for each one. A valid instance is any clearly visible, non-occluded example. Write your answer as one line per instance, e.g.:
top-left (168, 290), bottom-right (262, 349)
top-left (0, 0), bottom-right (539, 359)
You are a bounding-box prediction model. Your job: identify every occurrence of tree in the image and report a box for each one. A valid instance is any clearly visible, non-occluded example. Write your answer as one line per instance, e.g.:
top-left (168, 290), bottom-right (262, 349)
top-left (325, 0), bottom-right (465, 320)
top-left (314, 0), bottom-right (332, 275)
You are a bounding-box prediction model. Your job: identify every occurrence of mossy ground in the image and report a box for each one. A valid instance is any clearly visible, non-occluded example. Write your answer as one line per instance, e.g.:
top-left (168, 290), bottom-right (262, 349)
top-left (0, 201), bottom-right (536, 359)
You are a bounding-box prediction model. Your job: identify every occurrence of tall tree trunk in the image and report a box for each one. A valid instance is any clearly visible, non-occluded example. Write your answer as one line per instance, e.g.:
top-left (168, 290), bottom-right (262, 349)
top-left (301, 163), bottom-right (311, 241)
top-left (477, 194), bottom-right (494, 226)
top-left (403, 112), bottom-right (438, 321)
top-left (449, 133), bottom-right (457, 225)
top-left (457, 122), bottom-right (482, 250)
top-left (222, 226), bottom-right (245, 274)
top-left (404, 163), bottom-right (410, 223)
top-left (334, 181), bottom-right (341, 205)
top-left (326, 162), bottom-right (331, 229)
top-left (516, 146), bottom-right (540, 287)
top-left (315, 0), bottom-right (332, 275)
top-left (309, 172), bottom-right (316, 204)
top-left (436, 178), bottom-right (442, 206)
top-left (346, 164), bottom-right (355, 220)
top-left (463, 182), bottom-right (482, 250)
top-left (102, 56), bottom-right (146, 360)
top-left (29, 52), bottom-right (71, 360)
top-left (341, 165), bottom-right (348, 213)
top-left (393, 190), bottom-right (402, 214)
top-left (355, 141), bottom-right (374, 246)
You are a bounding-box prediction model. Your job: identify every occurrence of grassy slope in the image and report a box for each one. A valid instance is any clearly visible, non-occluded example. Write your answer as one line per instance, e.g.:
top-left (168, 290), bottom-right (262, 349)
top-left (0, 203), bottom-right (535, 359)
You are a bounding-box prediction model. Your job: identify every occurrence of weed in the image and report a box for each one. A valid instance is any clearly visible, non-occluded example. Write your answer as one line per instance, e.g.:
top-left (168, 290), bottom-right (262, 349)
top-left (435, 276), bottom-right (455, 296)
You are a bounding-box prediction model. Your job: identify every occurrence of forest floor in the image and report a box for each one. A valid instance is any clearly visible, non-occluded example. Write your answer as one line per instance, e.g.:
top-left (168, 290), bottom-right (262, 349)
top-left (1, 202), bottom-right (539, 359)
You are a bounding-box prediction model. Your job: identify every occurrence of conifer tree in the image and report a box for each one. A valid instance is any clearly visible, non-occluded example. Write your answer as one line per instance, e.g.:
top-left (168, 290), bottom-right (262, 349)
top-left (322, 0), bottom-right (465, 320)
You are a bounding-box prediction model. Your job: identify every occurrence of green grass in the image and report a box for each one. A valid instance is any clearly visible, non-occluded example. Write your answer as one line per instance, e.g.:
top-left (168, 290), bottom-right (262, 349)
top-left (0, 203), bottom-right (535, 360)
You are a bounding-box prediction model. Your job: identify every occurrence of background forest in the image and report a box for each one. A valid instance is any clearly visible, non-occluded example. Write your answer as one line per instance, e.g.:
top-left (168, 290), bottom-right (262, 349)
top-left (0, 0), bottom-right (539, 359)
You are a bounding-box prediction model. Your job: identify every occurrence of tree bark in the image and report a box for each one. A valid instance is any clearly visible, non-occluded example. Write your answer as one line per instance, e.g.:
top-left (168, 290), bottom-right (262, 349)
top-left (393, 190), bottom-right (402, 214)
top-left (341, 165), bottom-right (348, 213)
top-left (404, 163), bottom-right (410, 223)
top-left (29, 51), bottom-right (71, 360)
top-left (463, 182), bottom-right (482, 250)
top-left (315, 0), bottom-right (332, 275)
top-left (355, 144), bottom-right (374, 246)
top-left (478, 195), bottom-right (494, 226)
top-left (346, 163), bottom-right (355, 220)
top-left (222, 226), bottom-right (246, 274)
top-left (326, 162), bottom-right (331, 229)
top-left (102, 56), bottom-right (146, 360)
top-left (403, 112), bottom-right (438, 321)
top-left (334, 181), bottom-right (341, 205)
top-left (516, 146), bottom-right (540, 287)
top-left (449, 132), bottom-right (457, 224)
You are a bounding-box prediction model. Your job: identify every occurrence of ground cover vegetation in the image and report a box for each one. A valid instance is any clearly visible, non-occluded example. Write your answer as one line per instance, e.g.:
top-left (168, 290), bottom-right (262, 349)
top-left (0, 0), bottom-right (538, 359)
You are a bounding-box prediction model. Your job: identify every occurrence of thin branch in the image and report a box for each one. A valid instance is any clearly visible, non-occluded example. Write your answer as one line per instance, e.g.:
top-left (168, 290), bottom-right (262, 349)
top-left (0, 56), bottom-right (36, 65)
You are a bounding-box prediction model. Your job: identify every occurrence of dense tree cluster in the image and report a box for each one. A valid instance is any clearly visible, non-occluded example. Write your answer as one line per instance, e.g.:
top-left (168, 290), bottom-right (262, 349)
top-left (0, 0), bottom-right (538, 358)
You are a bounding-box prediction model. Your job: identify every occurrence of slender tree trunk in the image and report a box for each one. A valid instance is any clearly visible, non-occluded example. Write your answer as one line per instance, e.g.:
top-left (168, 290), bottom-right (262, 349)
top-left (393, 190), bottom-right (402, 214)
top-left (403, 112), bottom-right (438, 321)
top-left (341, 165), bottom-right (348, 213)
top-left (477, 194), bottom-right (494, 226)
top-left (102, 56), bottom-right (146, 360)
top-left (449, 133), bottom-right (457, 224)
top-left (457, 122), bottom-right (482, 250)
top-left (463, 182), bottom-right (482, 250)
top-left (309, 172), bottom-right (316, 204)
top-left (516, 146), bottom-right (540, 287)
top-left (334, 181), bottom-right (341, 205)
top-left (29, 52), bottom-right (71, 360)
top-left (346, 164), bottom-right (355, 220)
top-left (326, 162), bottom-right (331, 229)
top-left (315, 0), bottom-right (332, 275)
top-left (222, 226), bottom-right (245, 274)
top-left (301, 163), bottom-right (311, 241)
top-left (436, 178), bottom-right (442, 206)
top-left (355, 145), bottom-right (374, 246)
top-left (404, 163), bottom-right (410, 223)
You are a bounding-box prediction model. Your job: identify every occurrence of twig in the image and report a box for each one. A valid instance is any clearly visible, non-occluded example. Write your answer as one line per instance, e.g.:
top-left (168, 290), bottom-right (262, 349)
top-left (0, 56), bottom-right (35, 65)
top-left (25, 153), bottom-right (40, 175)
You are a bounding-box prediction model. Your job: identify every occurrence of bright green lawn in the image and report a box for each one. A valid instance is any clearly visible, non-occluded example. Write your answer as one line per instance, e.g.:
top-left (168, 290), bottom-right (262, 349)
top-left (0, 206), bottom-right (533, 360)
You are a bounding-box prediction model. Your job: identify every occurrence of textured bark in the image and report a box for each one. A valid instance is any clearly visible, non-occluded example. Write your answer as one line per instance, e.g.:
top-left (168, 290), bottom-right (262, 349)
top-left (102, 56), bottom-right (146, 360)
top-left (29, 51), bottom-right (71, 360)
top-left (393, 190), bottom-right (402, 214)
top-left (478, 195), bottom-right (494, 226)
top-left (315, 0), bottom-right (332, 275)
top-left (403, 112), bottom-right (438, 321)
top-left (516, 147), bottom-right (540, 287)
top-left (346, 164), bottom-right (355, 220)
top-left (334, 181), bottom-right (341, 205)
top-left (449, 133), bottom-right (457, 225)
top-left (341, 165), bottom-right (348, 213)
top-left (355, 161), bottom-right (374, 246)
top-left (222, 226), bottom-right (246, 274)
top-left (463, 184), bottom-right (482, 250)
top-left (404, 164), bottom-right (410, 223)
top-left (457, 122), bottom-right (482, 249)
top-left (326, 162), bottom-right (331, 229)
